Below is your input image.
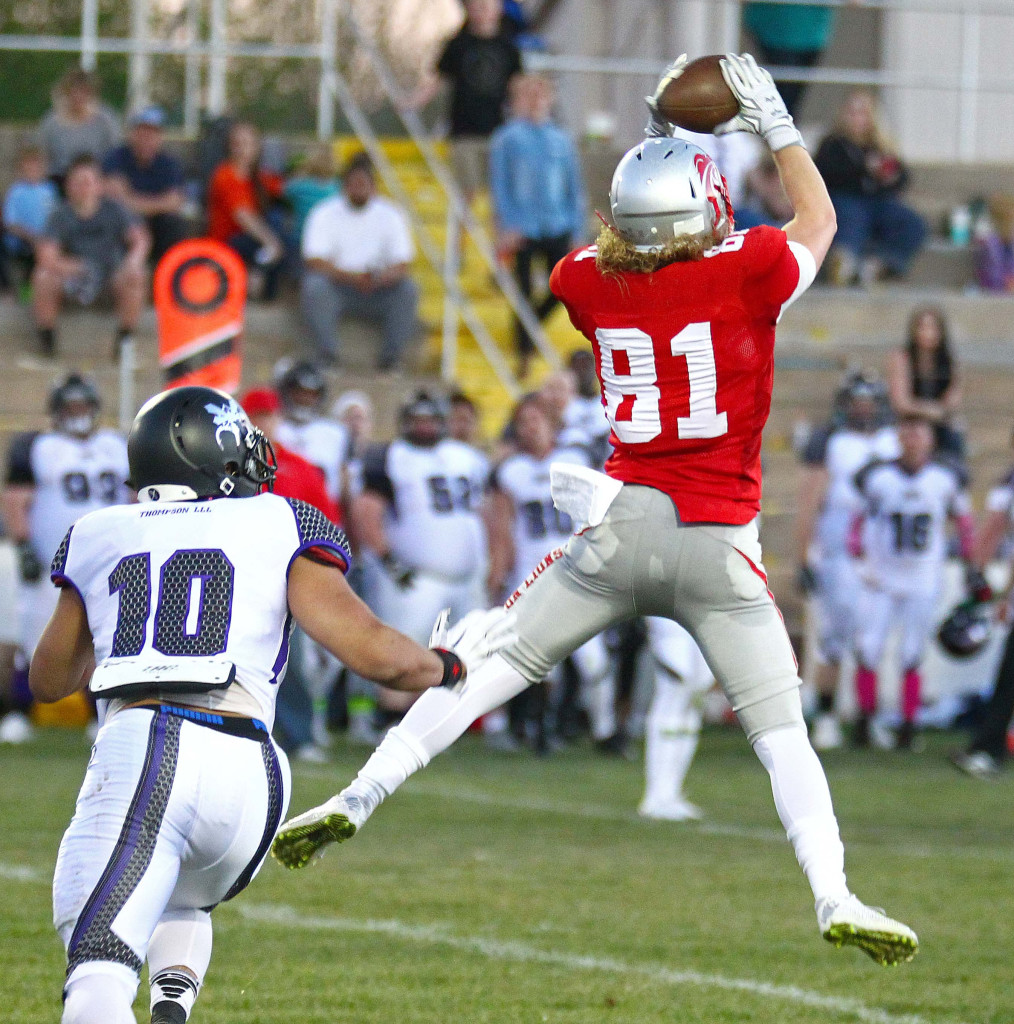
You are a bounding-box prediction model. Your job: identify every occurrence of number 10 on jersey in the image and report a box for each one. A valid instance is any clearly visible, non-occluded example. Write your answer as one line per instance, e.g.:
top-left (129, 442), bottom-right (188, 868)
top-left (596, 323), bottom-right (728, 443)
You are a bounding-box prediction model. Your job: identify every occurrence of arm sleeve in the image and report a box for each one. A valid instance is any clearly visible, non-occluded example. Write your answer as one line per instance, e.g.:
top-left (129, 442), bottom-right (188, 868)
top-left (301, 203), bottom-right (333, 260)
top-left (286, 498), bottom-right (352, 574)
top-left (6, 432), bottom-right (38, 486)
top-left (741, 226), bottom-right (814, 319)
top-left (388, 205), bottom-right (415, 264)
top-left (50, 526), bottom-right (74, 586)
top-left (360, 444), bottom-right (395, 503)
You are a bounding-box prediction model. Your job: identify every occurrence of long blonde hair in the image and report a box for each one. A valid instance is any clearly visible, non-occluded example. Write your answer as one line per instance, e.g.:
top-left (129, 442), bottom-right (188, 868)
top-left (594, 223), bottom-right (708, 277)
top-left (835, 89), bottom-right (896, 154)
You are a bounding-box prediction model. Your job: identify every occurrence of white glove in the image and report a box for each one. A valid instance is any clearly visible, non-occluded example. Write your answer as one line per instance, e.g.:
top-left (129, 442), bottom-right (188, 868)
top-left (429, 606), bottom-right (518, 689)
top-left (643, 54), bottom-right (688, 138)
top-left (714, 53), bottom-right (804, 152)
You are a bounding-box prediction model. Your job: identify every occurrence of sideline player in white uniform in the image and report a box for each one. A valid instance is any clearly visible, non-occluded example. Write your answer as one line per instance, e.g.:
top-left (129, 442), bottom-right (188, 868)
top-left (3, 374), bottom-right (130, 661)
top-left (29, 385), bottom-right (507, 1024)
top-left (640, 616), bottom-right (712, 820)
top-left (275, 54), bottom-right (918, 965)
top-left (795, 373), bottom-right (899, 749)
top-left (851, 414), bottom-right (973, 749)
top-left (1, 374), bottom-right (129, 743)
top-left (487, 394), bottom-right (612, 745)
top-left (274, 359), bottom-right (351, 512)
top-left (353, 391), bottom-right (489, 715)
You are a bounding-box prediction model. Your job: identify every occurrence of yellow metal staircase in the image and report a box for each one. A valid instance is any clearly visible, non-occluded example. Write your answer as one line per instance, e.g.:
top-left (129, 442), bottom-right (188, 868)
top-left (334, 137), bottom-right (587, 437)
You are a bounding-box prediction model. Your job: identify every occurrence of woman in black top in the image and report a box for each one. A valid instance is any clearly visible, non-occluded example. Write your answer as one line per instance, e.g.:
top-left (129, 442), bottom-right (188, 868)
top-left (815, 90), bottom-right (926, 285)
top-left (888, 306), bottom-right (965, 460)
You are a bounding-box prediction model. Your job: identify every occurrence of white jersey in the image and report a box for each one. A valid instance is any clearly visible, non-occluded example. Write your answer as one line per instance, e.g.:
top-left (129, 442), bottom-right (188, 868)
top-left (361, 438), bottom-right (489, 579)
top-left (559, 396), bottom-right (611, 467)
top-left (802, 423), bottom-right (899, 557)
top-left (51, 493), bottom-right (351, 730)
top-left (855, 458), bottom-right (969, 594)
top-left (276, 415), bottom-right (350, 505)
top-left (7, 428), bottom-right (130, 565)
top-left (492, 445), bottom-right (588, 589)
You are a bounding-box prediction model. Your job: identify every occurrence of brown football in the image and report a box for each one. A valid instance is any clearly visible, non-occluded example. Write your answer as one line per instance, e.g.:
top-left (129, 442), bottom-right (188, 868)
top-left (655, 54), bottom-right (739, 134)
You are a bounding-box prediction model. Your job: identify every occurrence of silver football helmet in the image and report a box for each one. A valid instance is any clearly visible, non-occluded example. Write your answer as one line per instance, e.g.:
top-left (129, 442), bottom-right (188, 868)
top-left (609, 138), bottom-right (734, 251)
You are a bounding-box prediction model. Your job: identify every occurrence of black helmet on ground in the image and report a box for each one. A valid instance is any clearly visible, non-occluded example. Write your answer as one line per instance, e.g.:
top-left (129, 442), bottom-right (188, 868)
top-left (127, 385), bottom-right (275, 501)
top-left (937, 601), bottom-right (991, 659)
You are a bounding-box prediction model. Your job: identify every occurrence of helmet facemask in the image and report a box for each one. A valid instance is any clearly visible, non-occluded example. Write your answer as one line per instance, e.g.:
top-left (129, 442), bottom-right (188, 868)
top-left (609, 139), bottom-right (734, 254)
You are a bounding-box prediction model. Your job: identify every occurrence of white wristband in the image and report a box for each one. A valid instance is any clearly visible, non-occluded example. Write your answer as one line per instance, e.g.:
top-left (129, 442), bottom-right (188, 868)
top-left (766, 124), bottom-right (806, 152)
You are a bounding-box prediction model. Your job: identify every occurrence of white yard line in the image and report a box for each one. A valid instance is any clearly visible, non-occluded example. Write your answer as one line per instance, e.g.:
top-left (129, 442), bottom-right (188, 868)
top-left (0, 861), bottom-right (46, 883)
top-left (294, 768), bottom-right (1014, 863)
top-left (0, 860), bottom-right (968, 1024)
top-left (234, 901), bottom-right (963, 1024)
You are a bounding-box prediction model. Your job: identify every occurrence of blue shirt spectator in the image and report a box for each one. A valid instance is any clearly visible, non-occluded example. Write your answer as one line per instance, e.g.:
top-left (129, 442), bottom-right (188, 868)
top-left (489, 73), bottom-right (585, 376)
top-left (284, 145), bottom-right (340, 245)
top-left (3, 147), bottom-right (59, 256)
top-left (102, 106), bottom-right (190, 261)
top-left (490, 93), bottom-right (584, 242)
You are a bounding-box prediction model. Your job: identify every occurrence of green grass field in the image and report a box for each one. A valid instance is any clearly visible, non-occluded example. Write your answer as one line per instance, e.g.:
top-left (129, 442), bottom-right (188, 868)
top-left (2, 726), bottom-right (1009, 1023)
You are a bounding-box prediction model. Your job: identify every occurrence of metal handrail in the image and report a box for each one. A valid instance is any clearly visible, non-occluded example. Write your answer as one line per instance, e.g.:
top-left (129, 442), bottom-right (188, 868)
top-left (337, 6), bottom-right (561, 374)
top-left (323, 64), bottom-right (523, 400)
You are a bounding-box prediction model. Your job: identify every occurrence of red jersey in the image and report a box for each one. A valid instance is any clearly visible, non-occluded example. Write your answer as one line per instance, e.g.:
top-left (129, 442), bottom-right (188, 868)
top-left (272, 443), bottom-right (340, 524)
top-left (549, 226), bottom-right (814, 524)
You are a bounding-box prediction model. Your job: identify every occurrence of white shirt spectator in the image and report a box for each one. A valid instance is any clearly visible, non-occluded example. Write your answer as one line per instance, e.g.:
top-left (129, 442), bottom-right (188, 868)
top-left (302, 195), bottom-right (414, 273)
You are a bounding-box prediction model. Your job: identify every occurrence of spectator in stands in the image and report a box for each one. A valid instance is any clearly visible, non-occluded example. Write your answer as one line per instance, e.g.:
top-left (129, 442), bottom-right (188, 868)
top-left (31, 154), bottom-right (148, 358)
top-left (301, 152), bottom-right (418, 372)
top-left (974, 195), bottom-right (1014, 293)
top-left (735, 152), bottom-right (795, 230)
top-left (815, 90), bottom-right (926, 286)
top-left (241, 386), bottom-right (338, 762)
top-left (888, 306), bottom-right (965, 462)
top-left (742, 2), bottom-right (843, 118)
top-left (2, 146), bottom-right (59, 293)
top-left (207, 121), bottom-right (286, 300)
top-left (102, 105), bottom-right (190, 263)
top-left (285, 144), bottom-right (340, 247)
top-left (420, 0), bottom-right (523, 203)
top-left (490, 73), bottom-right (585, 378)
top-left (36, 68), bottom-right (120, 186)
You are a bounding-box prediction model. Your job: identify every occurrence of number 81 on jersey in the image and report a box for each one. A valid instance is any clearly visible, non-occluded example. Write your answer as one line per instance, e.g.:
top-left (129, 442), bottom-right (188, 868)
top-left (596, 323), bottom-right (728, 443)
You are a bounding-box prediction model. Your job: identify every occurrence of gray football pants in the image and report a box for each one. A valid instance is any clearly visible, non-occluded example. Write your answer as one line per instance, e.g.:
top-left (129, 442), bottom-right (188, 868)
top-left (503, 485), bottom-right (804, 742)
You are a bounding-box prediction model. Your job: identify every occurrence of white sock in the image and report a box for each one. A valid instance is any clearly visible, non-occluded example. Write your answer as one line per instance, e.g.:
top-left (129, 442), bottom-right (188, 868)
top-left (63, 969), bottom-right (137, 1024)
top-left (148, 909), bottom-right (212, 1021)
top-left (350, 654), bottom-right (530, 812)
top-left (583, 673), bottom-right (617, 741)
top-left (751, 725), bottom-right (849, 905)
top-left (643, 672), bottom-right (700, 807)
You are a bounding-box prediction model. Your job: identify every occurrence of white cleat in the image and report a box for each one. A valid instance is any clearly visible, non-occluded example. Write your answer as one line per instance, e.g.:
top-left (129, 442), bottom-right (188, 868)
top-left (816, 894), bottom-right (918, 966)
top-left (638, 797), bottom-right (704, 822)
top-left (271, 793), bottom-right (369, 870)
top-left (810, 713), bottom-right (844, 751)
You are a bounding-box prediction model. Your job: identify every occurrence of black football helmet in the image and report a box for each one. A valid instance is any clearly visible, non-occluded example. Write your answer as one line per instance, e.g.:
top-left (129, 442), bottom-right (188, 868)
top-left (399, 390), bottom-right (446, 447)
top-left (937, 602), bottom-right (992, 659)
top-left (127, 386), bottom-right (275, 501)
top-left (276, 359), bottom-right (327, 423)
top-left (49, 372), bottom-right (101, 437)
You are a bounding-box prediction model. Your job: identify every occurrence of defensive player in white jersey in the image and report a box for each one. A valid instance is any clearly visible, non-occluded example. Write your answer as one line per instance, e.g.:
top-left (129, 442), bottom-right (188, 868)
top-left (353, 391), bottom-right (489, 715)
top-left (640, 616), bottom-right (712, 820)
top-left (1, 375), bottom-right (129, 743)
top-left (29, 385), bottom-right (506, 1024)
top-left (3, 374), bottom-right (131, 662)
top-left (795, 373), bottom-right (899, 749)
top-left (274, 359), bottom-right (351, 512)
top-left (852, 414), bottom-right (973, 749)
top-left (276, 54), bottom-right (918, 965)
top-left (487, 395), bottom-right (612, 746)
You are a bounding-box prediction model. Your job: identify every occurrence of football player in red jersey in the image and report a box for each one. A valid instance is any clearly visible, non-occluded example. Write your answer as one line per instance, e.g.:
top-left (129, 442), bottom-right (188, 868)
top-left (273, 54), bottom-right (918, 967)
